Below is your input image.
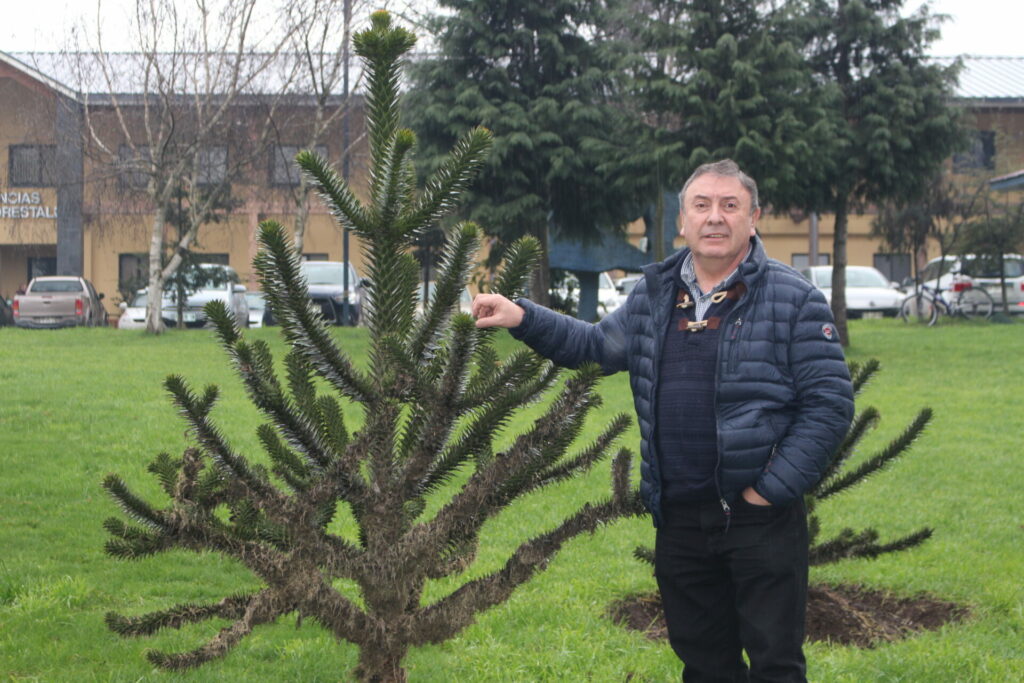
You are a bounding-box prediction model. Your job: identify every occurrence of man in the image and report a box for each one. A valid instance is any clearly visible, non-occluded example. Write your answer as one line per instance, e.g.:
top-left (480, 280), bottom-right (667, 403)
top-left (473, 159), bottom-right (854, 682)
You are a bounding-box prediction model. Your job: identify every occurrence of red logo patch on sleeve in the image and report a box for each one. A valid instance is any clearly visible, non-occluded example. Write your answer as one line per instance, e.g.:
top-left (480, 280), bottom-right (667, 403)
top-left (822, 323), bottom-right (835, 341)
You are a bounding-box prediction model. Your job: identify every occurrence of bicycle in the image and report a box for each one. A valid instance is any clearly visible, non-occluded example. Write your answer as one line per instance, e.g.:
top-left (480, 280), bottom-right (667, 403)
top-left (900, 280), bottom-right (995, 325)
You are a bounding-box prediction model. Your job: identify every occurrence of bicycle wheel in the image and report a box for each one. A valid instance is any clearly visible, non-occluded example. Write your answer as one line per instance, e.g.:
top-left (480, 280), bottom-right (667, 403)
top-left (900, 293), bottom-right (938, 325)
top-left (955, 287), bottom-right (994, 320)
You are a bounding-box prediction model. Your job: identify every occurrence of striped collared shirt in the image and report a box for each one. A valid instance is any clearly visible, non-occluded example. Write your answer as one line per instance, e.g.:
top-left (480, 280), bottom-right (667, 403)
top-left (678, 246), bottom-right (751, 322)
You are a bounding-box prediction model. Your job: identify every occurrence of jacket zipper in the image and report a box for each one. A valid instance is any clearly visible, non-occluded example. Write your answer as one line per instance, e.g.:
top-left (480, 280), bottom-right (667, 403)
top-left (715, 301), bottom-right (747, 534)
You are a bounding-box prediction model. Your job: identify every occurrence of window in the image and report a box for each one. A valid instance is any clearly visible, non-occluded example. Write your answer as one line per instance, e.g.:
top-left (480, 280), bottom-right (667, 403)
top-left (9, 145), bottom-right (57, 186)
top-left (119, 253), bottom-right (149, 295)
top-left (271, 145), bottom-right (328, 186)
top-left (119, 145), bottom-right (152, 190)
top-left (29, 279), bottom-right (83, 293)
top-left (791, 253), bottom-right (830, 270)
top-left (963, 255), bottom-right (1024, 278)
top-left (195, 253), bottom-right (229, 266)
top-left (873, 253), bottom-right (911, 284)
top-left (27, 256), bottom-right (57, 280)
top-left (953, 131), bottom-right (995, 171)
top-left (196, 146), bottom-right (228, 186)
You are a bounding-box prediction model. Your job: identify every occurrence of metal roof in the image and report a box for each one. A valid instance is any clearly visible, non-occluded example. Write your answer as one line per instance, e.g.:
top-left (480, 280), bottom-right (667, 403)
top-left (5, 50), bottom-right (1023, 102)
top-left (989, 168), bottom-right (1024, 191)
top-left (4, 50), bottom-right (365, 99)
top-left (942, 56), bottom-right (1024, 100)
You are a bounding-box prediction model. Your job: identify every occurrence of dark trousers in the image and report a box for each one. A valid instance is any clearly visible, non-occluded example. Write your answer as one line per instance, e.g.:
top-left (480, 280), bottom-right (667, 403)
top-left (655, 497), bottom-right (809, 683)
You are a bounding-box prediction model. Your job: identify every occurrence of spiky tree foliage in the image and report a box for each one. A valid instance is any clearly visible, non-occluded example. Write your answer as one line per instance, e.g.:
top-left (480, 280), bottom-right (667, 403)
top-left (632, 358), bottom-right (933, 569)
top-left (805, 359), bottom-right (933, 565)
top-left (101, 12), bottom-right (644, 682)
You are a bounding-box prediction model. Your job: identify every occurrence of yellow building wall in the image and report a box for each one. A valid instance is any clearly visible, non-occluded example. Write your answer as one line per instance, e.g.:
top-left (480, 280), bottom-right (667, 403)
top-left (0, 68), bottom-right (62, 296)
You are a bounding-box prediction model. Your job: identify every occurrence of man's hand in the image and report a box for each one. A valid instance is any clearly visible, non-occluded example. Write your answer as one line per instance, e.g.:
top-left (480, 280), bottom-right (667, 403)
top-left (741, 486), bottom-right (771, 506)
top-left (472, 293), bottom-right (525, 329)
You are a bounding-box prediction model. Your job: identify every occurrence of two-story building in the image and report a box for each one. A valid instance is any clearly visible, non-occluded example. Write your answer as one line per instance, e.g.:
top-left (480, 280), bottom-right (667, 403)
top-left (0, 50), bottom-right (368, 311)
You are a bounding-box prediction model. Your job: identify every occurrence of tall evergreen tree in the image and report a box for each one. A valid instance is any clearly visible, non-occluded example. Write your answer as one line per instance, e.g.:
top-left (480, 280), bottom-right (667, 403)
top-left (405, 0), bottom-right (643, 302)
top-left (609, 0), bottom-right (839, 261)
top-left (802, 0), bottom-right (965, 345)
top-left (100, 13), bottom-right (644, 682)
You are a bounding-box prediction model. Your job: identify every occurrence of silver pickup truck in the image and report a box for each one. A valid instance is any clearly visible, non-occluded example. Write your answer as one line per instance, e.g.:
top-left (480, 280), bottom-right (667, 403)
top-left (13, 276), bottom-right (107, 328)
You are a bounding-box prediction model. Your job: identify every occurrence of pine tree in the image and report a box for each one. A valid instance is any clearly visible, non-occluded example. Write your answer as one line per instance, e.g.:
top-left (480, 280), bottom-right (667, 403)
top-left (611, 0), bottom-right (840, 263)
top-left (633, 359), bottom-right (933, 569)
top-left (801, 0), bottom-right (965, 345)
top-left (404, 0), bottom-right (643, 303)
top-left (100, 12), bottom-right (644, 682)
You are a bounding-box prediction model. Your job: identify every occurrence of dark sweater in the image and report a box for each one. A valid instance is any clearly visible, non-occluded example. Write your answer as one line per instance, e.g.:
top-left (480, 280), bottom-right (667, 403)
top-left (656, 278), bottom-right (740, 504)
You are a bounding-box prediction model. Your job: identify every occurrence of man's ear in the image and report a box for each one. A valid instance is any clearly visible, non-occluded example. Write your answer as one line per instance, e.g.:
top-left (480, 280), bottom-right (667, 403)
top-left (749, 208), bottom-right (761, 235)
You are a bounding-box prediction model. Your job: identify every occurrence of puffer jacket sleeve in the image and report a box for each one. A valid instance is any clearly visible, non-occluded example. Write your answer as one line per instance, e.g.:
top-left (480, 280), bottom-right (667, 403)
top-left (508, 298), bottom-right (629, 375)
top-left (753, 287), bottom-right (855, 505)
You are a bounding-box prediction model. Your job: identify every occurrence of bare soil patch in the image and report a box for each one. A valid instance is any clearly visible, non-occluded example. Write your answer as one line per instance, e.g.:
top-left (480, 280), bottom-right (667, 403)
top-left (609, 583), bottom-right (967, 648)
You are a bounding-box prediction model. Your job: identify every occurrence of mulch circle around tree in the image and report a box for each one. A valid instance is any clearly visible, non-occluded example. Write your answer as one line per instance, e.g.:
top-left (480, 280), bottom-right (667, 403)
top-left (608, 584), bottom-right (968, 648)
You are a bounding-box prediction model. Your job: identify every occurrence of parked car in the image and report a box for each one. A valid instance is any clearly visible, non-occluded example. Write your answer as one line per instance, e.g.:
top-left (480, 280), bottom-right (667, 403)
top-left (12, 276), bottom-right (107, 328)
top-left (178, 264), bottom-right (249, 328)
top-left (800, 265), bottom-right (904, 318)
top-left (299, 261), bottom-right (364, 325)
top-left (609, 273), bottom-right (644, 311)
top-left (917, 254), bottom-right (1024, 313)
top-left (414, 282), bottom-right (473, 317)
top-left (117, 264), bottom-right (249, 329)
top-left (553, 271), bottom-right (621, 318)
top-left (0, 297), bottom-right (14, 326)
top-left (117, 290), bottom-right (173, 330)
top-left (245, 291), bottom-right (271, 328)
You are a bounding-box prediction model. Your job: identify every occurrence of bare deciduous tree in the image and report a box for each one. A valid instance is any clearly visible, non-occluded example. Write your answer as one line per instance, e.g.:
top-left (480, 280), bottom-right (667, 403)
top-left (73, 0), bottom-right (305, 333)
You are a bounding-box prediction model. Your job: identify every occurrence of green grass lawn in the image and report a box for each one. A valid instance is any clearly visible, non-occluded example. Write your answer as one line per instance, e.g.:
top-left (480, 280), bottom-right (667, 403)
top-left (1, 319), bottom-right (1022, 681)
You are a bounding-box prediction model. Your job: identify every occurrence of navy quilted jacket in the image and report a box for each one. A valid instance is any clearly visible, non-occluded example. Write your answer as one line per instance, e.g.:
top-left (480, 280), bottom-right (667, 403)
top-left (511, 237), bottom-right (854, 526)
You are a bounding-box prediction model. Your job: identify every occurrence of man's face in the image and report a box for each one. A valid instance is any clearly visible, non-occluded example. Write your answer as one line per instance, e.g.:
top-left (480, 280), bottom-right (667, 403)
top-left (679, 174), bottom-right (759, 269)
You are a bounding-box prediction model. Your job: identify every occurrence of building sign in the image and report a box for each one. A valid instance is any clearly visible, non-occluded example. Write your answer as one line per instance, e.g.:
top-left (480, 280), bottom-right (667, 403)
top-left (0, 191), bottom-right (58, 219)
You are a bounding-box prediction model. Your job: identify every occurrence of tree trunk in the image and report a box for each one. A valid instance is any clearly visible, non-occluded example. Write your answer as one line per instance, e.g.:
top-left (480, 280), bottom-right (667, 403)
top-left (531, 222), bottom-right (551, 307)
top-left (353, 641), bottom-right (408, 683)
top-left (145, 212), bottom-right (168, 335)
top-left (653, 188), bottom-right (666, 263)
top-left (292, 181), bottom-right (311, 254)
top-left (831, 194), bottom-right (849, 346)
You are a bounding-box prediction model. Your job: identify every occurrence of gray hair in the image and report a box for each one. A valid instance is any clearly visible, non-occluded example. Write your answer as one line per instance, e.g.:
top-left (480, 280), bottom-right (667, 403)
top-left (678, 159), bottom-right (759, 215)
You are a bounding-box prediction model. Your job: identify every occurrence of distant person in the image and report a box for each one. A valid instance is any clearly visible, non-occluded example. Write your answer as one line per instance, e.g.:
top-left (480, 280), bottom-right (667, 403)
top-left (473, 159), bottom-right (854, 681)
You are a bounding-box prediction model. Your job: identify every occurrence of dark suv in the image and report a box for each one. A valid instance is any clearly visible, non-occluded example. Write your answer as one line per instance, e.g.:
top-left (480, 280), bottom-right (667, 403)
top-left (299, 261), bottom-right (364, 325)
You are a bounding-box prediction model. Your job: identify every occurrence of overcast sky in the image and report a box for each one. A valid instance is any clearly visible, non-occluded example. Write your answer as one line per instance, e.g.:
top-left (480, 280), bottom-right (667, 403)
top-left (2, 0), bottom-right (1021, 57)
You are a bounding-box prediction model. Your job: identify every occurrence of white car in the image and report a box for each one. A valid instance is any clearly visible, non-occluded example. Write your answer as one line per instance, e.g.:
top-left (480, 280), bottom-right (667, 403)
top-left (609, 273), bottom-right (643, 311)
top-left (415, 282), bottom-right (473, 317)
top-left (118, 290), bottom-right (164, 329)
top-left (918, 254), bottom-right (1024, 313)
top-left (117, 264), bottom-right (249, 329)
top-left (245, 292), bottom-right (268, 328)
top-left (554, 271), bottom-right (622, 318)
top-left (800, 266), bottom-right (904, 318)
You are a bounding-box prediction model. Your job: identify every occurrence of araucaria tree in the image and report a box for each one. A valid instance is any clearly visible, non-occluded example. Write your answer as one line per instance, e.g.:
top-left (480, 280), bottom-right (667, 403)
top-left (100, 12), bottom-right (643, 682)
